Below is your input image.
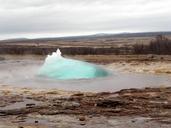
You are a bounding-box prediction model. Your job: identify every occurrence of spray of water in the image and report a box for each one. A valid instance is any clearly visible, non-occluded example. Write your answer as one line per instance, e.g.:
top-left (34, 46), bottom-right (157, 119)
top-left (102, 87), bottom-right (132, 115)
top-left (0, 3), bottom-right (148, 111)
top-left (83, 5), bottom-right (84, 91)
top-left (38, 49), bottom-right (110, 80)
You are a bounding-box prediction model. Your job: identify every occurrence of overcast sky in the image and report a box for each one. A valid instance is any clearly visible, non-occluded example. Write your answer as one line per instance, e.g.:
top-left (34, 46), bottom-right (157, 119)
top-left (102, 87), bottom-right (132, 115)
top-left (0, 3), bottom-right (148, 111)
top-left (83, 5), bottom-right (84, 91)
top-left (0, 0), bottom-right (171, 39)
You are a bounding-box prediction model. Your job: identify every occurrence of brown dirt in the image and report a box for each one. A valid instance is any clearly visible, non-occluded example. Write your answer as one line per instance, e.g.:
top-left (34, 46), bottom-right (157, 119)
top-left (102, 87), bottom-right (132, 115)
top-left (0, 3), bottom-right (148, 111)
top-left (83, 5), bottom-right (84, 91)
top-left (0, 86), bottom-right (171, 127)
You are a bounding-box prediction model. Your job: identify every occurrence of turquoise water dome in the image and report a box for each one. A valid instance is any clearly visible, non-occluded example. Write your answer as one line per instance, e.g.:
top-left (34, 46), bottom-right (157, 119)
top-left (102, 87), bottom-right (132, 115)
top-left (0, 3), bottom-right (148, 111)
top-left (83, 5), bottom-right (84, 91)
top-left (38, 49), bottom-right (110, 80)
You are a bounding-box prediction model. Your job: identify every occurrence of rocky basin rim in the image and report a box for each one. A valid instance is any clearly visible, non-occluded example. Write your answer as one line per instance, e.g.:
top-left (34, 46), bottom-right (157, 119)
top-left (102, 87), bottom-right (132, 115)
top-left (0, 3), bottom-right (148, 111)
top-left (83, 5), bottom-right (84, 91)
top-left (0, 85), bottom-right (171, 127)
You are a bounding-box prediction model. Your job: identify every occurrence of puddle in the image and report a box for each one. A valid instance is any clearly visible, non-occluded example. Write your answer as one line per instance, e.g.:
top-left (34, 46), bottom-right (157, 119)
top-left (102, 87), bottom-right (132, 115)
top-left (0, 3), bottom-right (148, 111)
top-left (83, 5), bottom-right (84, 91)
top-left (0, 98), bottom-right (42, 110)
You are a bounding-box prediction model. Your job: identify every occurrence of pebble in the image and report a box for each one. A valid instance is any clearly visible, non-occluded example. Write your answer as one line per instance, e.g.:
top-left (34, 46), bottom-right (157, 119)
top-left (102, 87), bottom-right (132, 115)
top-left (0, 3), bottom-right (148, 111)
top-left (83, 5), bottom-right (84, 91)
top-left (18, 126), bottom-right (24, 128)
top-left (35, 120), bottom-right (39, 123)
top-left (80, 122), bottom-right (86, 125)
top-left (79, 116), bottom-right (86, 121)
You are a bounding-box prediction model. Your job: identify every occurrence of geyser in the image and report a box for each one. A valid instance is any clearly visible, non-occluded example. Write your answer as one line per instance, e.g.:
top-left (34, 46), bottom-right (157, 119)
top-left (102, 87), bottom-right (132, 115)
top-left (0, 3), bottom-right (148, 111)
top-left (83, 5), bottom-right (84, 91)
top-left (38, 49), bottom-right (110, 80)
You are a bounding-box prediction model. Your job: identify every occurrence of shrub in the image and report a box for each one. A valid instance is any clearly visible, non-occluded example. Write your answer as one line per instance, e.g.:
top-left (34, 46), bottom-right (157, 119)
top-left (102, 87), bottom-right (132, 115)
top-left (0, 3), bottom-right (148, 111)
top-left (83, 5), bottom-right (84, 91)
top-left (133, 35), bottom-right (171, 54)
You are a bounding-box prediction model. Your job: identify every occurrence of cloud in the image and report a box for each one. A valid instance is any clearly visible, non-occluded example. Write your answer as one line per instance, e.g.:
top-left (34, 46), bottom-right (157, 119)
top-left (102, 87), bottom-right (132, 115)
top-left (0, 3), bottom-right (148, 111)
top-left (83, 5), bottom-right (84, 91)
top-left (0, 0), bottom-right (170, 39)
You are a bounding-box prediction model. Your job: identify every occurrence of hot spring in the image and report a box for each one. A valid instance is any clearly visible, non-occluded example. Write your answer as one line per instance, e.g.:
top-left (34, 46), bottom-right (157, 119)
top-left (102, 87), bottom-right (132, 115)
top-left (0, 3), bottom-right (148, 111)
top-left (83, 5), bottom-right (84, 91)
top-left (38, 49), bottom-right (110, 80)
top-left (0, 54), bottom-right (171, 92)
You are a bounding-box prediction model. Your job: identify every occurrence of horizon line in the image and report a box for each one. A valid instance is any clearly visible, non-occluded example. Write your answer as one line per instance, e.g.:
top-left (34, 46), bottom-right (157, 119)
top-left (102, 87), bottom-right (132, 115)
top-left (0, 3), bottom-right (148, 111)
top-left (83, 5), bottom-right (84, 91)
top-left (1, 31), bottom-right (171, 41)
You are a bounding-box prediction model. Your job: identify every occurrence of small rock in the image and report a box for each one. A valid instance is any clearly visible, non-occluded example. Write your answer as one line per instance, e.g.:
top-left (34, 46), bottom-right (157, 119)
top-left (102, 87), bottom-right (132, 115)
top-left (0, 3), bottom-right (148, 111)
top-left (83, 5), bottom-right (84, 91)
top-left (80, 122), bottom-right (86, 125)
top-left (35, 120), bottom-right (39, 123)
top-left (72, 93), bottom-right (84, 97)
top-left (89, 115), bottom-right (93, 118)
top-left (79, 116), bottom-right (86, 121)
top-left (18, 126), bottom-right (24, 128)
top-left (160, 56), bottom-right (164, 60)
top-left (62, 101), bottom-right (80, 109)
top-left (0, 111), bottom-right (6, 116)
top-left (26, 103), bottom-right (35, 108)
top-left (96, 98), bottom-right (124, 107)
top-left (131, 120), bottom-right (136, 123)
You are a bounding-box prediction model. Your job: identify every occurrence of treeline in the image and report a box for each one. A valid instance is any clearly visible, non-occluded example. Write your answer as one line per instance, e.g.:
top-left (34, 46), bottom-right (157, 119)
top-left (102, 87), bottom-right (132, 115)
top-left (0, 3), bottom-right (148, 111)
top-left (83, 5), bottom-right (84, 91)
top-left (134, 35), bottom-right (171, 54)
top-left (0, 46), bottom-right (132, 55)
top-left (0, 35), bottom-right (171, 55)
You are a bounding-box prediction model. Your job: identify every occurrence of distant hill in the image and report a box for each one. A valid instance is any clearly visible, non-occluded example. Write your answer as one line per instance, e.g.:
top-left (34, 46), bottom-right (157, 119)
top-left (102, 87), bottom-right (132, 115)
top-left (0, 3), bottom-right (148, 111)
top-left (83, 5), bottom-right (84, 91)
top-left (1, 38), bottom-right (29, 42)
top-left (28, 31), bottom-right (171, 41)
top-left (1, 31), bottom-right (171, 42)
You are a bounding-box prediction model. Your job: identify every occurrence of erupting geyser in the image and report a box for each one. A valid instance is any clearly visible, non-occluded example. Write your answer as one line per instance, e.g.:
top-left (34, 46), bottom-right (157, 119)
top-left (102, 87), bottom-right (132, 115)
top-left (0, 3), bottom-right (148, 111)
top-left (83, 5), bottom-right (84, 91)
top-left (38, 49), bottom-right (110, 80)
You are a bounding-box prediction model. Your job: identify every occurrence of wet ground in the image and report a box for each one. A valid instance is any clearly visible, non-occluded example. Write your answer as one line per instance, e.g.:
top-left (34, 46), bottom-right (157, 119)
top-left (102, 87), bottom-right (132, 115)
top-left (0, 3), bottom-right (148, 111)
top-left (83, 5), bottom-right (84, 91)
top-left (0, 86), bottom-right (171, 128)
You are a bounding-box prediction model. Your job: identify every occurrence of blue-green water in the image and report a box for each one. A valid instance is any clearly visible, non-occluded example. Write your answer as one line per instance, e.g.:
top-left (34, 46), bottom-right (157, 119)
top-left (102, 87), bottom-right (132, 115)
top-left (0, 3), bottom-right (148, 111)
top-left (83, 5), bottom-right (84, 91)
top-left (1, 59), bottom-right (171, 92)
top-left (38, 50), bottom-right (110, 80)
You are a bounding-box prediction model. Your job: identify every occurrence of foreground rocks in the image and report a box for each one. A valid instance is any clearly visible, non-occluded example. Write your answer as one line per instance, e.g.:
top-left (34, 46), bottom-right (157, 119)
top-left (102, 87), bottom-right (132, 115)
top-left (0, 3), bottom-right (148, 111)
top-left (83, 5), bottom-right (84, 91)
top-left (0, 86), bottom-right (171, 127)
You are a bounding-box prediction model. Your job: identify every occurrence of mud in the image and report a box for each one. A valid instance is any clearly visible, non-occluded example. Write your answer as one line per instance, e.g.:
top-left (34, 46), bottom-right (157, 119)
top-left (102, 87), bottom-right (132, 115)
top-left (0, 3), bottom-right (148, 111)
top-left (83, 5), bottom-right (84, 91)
top-left (0, 86), bottom-right (171, 127)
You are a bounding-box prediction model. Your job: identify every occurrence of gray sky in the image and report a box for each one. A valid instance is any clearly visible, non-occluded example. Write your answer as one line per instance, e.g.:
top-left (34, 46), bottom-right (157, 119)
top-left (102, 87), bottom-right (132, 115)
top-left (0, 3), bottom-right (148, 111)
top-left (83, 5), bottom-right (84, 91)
top-left (0, 0), bottom-right (171, 39)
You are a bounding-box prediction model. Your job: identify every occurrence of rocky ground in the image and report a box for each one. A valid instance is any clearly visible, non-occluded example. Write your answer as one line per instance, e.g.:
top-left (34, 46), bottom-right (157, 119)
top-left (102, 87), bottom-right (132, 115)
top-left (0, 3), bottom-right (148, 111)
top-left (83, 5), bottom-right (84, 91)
top-left (0, 85), bottom-right (171, 128)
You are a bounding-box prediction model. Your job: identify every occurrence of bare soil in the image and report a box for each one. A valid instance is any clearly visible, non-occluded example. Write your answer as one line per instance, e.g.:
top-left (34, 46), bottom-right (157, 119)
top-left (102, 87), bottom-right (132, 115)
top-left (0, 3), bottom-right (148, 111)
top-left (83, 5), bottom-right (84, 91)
top-left (0, 86), bottom-right (171, 127)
